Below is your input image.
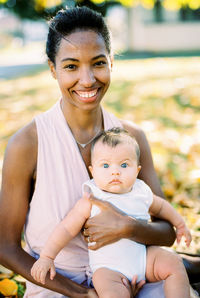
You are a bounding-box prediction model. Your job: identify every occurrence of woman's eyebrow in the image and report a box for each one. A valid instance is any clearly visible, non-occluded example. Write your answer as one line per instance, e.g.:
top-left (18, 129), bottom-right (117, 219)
top-left (92, 54), bottom-right (106, 61)
top-left (61, 55), bottom-right (106, 63)
top-left (61, 58), bottom-right (79, 62)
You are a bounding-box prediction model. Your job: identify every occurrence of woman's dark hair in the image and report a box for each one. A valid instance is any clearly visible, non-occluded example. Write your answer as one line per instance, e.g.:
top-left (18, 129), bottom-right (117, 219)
top-left (46, 6), bottom-right (111, 64)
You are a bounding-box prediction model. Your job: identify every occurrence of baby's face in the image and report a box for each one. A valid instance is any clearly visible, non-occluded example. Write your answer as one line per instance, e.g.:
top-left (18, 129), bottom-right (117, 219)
top-left (89, 142), bottom-right (141, 194)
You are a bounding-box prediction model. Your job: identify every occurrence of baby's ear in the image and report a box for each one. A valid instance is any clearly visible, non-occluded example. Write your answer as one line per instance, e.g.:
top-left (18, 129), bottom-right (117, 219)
top-left (138, 165), bottom-right (142, 173)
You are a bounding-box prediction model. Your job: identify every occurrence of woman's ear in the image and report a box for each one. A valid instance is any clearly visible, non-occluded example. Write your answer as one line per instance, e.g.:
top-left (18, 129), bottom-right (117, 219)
top-left (110, 54), bottom-right (114, 71)
top-left (48, 59), bottom-right (57, 79)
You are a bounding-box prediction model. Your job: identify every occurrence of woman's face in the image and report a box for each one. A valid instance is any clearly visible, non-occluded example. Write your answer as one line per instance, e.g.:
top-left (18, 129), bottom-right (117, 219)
top-left (49, 30), bottom-right (112, 111)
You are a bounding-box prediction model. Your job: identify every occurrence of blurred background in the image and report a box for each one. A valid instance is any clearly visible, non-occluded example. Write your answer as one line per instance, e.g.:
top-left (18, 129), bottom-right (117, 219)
top-left (0, 0), bottom-right (200, 296)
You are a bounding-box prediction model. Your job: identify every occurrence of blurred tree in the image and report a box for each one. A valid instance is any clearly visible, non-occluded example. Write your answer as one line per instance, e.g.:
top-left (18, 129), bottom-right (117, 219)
top-left (0, 0), bottom-right (200, 19)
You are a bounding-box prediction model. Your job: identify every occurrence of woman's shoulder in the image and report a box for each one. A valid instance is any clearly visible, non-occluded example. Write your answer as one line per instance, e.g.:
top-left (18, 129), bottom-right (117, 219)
top-left (119, 119), bottom-right (146, 141)
top-left (6, 120), bottom-right (37, 160)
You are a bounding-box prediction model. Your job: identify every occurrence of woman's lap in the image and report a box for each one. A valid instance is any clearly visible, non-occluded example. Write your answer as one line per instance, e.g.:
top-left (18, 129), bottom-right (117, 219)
top-left (136, 281), bottom-right (165, 298)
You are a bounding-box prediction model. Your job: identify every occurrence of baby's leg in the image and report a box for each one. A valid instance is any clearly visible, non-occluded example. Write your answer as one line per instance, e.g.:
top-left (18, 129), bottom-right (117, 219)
top-left (146, 246), bottom-right (190, 298)
top-left (92, 267), bottom-right (130, 298)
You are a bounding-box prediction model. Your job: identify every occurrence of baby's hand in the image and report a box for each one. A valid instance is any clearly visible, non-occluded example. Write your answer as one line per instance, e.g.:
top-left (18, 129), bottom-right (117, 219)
top-left (176, 224), bottom-right (192, 247)
top-left (31, 256), bottom-right (56, 284)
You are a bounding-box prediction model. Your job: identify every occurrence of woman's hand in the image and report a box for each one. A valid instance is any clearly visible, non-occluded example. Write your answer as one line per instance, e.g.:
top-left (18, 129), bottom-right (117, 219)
top-left (83, 195), bottom-right (133, 250)
top-left (85, 288), bottom-right (98, 298)
top-left (122, 275), bottom-right (145, 297)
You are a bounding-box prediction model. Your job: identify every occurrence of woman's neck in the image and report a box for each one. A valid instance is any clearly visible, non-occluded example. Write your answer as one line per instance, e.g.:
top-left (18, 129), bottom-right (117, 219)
top-left (60, 100), bottom-right (103, 145)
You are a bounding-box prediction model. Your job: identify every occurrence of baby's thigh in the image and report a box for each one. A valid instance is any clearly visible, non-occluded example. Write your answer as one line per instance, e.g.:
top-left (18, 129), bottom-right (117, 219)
top-left (92, 267), bottom-right (130, 298)
top-left (146, 246), bottom-right (183, 283)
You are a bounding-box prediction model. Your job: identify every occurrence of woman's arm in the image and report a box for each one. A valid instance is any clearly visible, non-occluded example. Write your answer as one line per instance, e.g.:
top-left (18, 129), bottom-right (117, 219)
top-left (123, 120), bottom-right (176, 243)
top-left (0, 122), bottom-right (95, 298)
top-left (122, 120), bottom-right (164, 197)
top-left (83, 120), bottom-right (176, 249)
top-left (149, 194), bottom-right (192, 246)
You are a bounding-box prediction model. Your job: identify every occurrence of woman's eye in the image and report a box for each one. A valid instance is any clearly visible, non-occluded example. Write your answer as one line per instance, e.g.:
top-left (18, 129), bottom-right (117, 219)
top-left (64, 64), bottom-right (77, 70)
top-left (103, 163), bottom-right (109, 168)
top-left (121, 163), bottom-right (127, 168)
top-left (94, 61), bottom-right (106, 67)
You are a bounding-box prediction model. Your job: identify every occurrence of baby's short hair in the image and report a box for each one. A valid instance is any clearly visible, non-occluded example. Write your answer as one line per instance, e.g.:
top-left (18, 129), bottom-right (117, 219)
top-left (91, 127), bottom-right (140, 164)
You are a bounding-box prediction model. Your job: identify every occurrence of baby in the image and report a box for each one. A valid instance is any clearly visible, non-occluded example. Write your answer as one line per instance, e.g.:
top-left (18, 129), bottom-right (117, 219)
top-left (31, 127), bottom-right (191, 298)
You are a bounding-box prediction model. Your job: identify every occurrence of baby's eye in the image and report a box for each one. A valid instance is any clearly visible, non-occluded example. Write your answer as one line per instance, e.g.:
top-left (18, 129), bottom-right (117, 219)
top-left (121, 163), bottom-right (128, 168)
top-left (103, 163), bottom-right (109, 168)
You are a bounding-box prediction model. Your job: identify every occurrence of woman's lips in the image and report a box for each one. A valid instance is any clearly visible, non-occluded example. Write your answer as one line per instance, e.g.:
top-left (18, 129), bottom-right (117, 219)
top-left (75, 89), bottom-right (99, 102)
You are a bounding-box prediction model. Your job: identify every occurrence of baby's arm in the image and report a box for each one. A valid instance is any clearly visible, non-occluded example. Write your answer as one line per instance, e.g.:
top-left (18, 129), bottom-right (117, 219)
top-left (31, 193), bottom-right (92, 284)
top-left (149, 195), bottom-right (192, 247)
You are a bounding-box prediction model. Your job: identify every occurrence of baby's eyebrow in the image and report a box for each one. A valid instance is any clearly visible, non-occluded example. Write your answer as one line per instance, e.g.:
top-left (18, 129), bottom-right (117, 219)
top-left (98, 159), bottom-right (109, 163)
top-left (120, 158), bottom-right (130, 162)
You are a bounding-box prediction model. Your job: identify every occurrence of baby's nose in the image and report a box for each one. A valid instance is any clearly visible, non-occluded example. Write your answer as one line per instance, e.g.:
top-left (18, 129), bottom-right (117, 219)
top-left (111, 169), bottom-right (120, 175)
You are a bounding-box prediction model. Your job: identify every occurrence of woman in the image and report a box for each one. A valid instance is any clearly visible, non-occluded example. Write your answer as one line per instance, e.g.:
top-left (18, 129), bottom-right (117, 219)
top-left (0, 6), bottom-right (196, 297)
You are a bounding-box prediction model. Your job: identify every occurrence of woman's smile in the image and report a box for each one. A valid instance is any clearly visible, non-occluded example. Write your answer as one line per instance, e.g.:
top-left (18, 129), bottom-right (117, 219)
top-left (74, 88), bottom-right (100, 103)
top-left (51, 30), bottom-right (112, 111)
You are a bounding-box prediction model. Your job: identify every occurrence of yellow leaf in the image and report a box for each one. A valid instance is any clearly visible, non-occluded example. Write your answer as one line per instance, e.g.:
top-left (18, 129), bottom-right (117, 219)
top-left (0, 279), bottom-right (18, 296)
top-left (0, 273), bottom-right (13, 279)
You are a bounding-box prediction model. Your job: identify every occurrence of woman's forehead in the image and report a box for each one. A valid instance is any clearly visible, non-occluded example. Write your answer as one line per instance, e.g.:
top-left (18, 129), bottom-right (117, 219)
top-left (56, 30), bottom-right (108, 58)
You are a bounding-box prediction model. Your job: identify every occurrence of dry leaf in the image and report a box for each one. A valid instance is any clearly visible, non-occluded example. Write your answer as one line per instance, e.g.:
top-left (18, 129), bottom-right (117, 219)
top-left (0, 265), bottom-right (13, 275)
top-left (13, 275), bottom-right (26, 283)
top-left (0, 278), bottom-right (18, 296)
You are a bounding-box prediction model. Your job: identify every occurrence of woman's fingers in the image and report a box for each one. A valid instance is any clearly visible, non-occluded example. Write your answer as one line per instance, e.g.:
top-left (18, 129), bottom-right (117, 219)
top-left (83, 195), bottom-right (130, 248)
top-left (130, 276), bottom-right (145, 297)
top-left (89, 195), bottom-right (108, 210)
top-left (89, 195), bottom-right (126, 215)
top-left (122, 275), bottom-right (145, 297)
top-left (132, 278), bottom-right (145, 296)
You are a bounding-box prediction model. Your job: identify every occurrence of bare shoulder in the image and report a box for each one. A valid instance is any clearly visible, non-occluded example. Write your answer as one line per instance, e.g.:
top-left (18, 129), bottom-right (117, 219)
top-left (4, 120), bottom-right (37, 175)
top-left (8, 120), bottom-right (37, 149)
top-left (120, 119), bottom-right (147, 144)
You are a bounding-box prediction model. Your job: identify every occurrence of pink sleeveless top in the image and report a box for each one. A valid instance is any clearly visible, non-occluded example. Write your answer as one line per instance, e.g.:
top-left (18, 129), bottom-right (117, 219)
top-left (24, 101), bottom-right (165, 297)
top-left (24, 101), bottom-right (122, 273)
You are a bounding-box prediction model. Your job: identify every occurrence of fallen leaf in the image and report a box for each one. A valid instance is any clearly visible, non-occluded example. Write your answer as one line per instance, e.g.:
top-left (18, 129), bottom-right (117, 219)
top-left (0, 278), bottom-right (18, 296)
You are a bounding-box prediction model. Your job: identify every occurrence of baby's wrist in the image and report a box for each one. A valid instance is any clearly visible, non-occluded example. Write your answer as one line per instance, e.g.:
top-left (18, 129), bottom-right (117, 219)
top-left (40, 253), bottom-right (55, 261)
top-left (175, 219), bottom-right (186, 230)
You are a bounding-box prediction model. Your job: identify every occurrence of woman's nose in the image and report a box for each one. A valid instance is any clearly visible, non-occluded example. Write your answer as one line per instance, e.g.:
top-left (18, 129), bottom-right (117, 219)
top-left (79, 67), bottom-right (96, 87)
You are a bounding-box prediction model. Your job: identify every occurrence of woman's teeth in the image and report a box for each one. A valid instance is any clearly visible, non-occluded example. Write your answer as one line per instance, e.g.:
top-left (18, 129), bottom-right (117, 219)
top-left (76, 89), bottom-right (97, 98)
